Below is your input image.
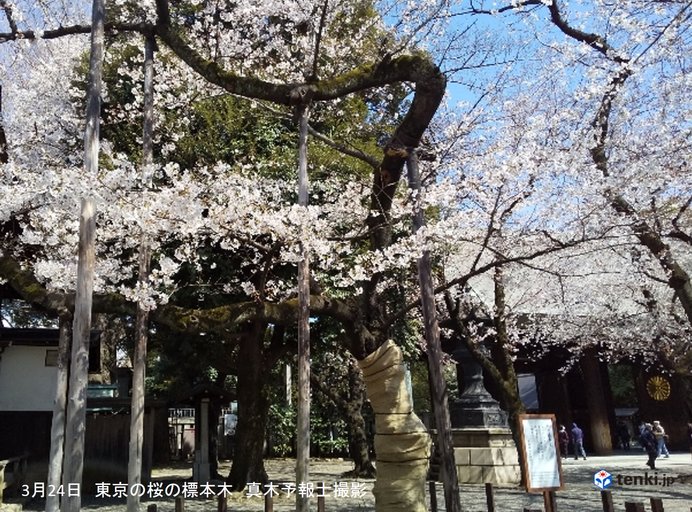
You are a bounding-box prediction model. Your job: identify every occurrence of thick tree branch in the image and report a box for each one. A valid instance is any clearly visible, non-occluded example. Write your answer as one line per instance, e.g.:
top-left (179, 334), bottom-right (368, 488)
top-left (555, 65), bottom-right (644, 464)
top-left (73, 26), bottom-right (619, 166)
top-left (0, 22), bottom-right (151, 43)
top-left (0, 252), bottom-right (355, 335)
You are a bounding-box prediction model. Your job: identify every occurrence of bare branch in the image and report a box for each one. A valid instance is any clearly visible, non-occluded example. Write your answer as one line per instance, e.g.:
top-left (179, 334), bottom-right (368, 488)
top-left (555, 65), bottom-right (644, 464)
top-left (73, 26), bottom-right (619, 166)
top-left (310, 0), bottom-right (329, 81)
top-left (0, 0), bottom-right (19, 35)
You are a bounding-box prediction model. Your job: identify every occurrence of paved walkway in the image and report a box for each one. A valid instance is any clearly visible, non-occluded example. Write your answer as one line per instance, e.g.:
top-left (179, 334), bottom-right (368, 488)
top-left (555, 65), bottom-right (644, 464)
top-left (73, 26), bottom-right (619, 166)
top-left (443, 451), bottom-right (692, 512)
top-left (20, 452), bottom-right (692, 511)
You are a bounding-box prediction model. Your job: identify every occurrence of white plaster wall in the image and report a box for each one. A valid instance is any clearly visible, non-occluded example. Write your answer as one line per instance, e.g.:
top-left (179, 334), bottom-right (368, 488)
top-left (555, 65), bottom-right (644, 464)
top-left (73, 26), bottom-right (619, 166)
top-left (0, 345), bottom-right (57, 411)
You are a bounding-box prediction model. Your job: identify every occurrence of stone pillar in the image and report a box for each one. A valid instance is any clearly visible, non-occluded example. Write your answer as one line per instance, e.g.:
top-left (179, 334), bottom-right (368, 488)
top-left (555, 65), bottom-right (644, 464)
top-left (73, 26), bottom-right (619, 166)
top-left (580, 352), bottom-right (612, 454)
top-left (193, 398), bottom-right (211, 482)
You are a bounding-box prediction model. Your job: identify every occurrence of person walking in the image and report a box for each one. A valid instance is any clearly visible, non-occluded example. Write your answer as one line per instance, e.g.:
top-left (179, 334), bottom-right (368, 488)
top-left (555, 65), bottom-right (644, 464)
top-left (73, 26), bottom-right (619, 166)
top-left (640, 423), bottom-right (659, 470)
top-left (652, 420), bottom-right (670, 457)
top-left (571, 422), bottom-right (587, 460)
top-left (687, 422), bottom-right (692, 459)
top-left (558, 425), bottom-right (570, 459)
top-left (616, 421), bottom-right (631, 450)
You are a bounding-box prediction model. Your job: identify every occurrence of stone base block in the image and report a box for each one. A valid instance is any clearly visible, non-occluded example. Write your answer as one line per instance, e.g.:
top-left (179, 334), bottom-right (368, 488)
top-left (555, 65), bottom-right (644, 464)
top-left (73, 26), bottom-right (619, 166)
top-left (0, 504), bottom-right (22, 512)
top-left (482, 464), bottom-right (521, 485)
top-left (451, 427), bottom-right (515, 447)
top-left (453, 428), bottom-right (521, 486)
top-left (456, 464), bottom-right (483, 483)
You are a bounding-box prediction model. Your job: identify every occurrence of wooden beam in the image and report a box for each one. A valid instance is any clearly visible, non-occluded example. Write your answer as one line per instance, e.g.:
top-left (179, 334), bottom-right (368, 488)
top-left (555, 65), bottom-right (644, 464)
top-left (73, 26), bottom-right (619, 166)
top-left (45, 313), bottom-right (71, 512)
top-left (60, 0), bottom-right (104, 510)
top-left (127, 32), bottom-right (155, 512)
top-left (295, 102), bottom-right (311, 512)
top-left (407, 152), bottom-right (460, 512)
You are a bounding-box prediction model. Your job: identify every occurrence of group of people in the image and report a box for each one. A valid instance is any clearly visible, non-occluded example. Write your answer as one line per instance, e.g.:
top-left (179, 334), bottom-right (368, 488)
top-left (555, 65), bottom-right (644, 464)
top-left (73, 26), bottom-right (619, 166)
top-left (557, 420), bottom-right (678, 469)
top-left (557, 423), bottom-right (587, 460)
top-left (638, 420), bottom-right (670, 469)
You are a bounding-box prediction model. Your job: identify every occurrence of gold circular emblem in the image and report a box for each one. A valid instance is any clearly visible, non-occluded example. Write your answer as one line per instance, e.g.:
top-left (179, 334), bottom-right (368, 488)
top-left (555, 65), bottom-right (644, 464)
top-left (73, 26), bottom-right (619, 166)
top-left (646, 375), bottom-right (671, 401)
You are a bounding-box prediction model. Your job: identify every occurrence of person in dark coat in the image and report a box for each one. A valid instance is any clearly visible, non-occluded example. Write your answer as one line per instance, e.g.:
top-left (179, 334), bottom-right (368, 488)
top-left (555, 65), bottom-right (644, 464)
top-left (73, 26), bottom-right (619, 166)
top-left (616, 421), bottom-right (631, 450)
top-left (640, 423), bottom-right (658, 470)
top-left (571, 423), bottom-right (587, 460)
top-left (558, 425), bottom-right (570, 459)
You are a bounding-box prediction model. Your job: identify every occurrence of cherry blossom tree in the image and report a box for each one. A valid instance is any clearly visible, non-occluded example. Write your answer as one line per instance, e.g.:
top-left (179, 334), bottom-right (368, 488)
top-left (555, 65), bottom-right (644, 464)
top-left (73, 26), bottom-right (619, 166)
top-left (0, 1), bottom-right (449, 510)
top-left (1, 1), bottom-right (690, 511)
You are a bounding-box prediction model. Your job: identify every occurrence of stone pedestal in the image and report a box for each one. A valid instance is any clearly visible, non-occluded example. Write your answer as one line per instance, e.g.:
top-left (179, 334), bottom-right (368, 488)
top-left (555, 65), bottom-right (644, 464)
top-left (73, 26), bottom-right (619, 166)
top-left (447, 343), bottom-right (521, 485)
top-left (452, 428), bottom-right (520, 485)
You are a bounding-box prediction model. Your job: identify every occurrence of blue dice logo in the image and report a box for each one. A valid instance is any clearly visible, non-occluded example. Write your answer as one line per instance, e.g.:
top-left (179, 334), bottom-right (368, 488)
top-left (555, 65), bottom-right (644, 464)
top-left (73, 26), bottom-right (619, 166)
top-left (593, 469), bottom-right (613, 490)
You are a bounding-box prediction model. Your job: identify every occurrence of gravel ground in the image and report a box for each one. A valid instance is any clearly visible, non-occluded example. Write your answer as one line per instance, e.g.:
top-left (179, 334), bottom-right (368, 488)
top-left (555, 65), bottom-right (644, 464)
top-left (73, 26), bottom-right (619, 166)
top-left (18, 452), bottom-right (692, 511)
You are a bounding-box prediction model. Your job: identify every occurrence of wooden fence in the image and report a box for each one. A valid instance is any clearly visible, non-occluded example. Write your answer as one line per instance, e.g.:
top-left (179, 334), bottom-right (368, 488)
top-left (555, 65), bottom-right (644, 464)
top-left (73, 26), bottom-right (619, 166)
top-left (109, 483), bottom-right (691, 512)
top-left (449, 482), bottom-right (692, 512)
top-left (145, 495), bottom-right (327, 512)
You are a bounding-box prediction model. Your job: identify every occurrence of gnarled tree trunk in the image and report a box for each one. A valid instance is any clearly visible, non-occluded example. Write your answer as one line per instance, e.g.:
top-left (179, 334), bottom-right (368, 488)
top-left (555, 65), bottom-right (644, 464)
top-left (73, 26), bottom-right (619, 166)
top-left (227, 325), bottom-right (270, 489)
top-left (312, 358), bottom-right (375, 477)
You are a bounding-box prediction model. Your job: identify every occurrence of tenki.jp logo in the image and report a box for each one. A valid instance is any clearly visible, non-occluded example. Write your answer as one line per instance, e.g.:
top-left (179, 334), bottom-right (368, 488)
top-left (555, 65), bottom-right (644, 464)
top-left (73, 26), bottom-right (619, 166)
top-left (593, 470), bottom-right (613, 490)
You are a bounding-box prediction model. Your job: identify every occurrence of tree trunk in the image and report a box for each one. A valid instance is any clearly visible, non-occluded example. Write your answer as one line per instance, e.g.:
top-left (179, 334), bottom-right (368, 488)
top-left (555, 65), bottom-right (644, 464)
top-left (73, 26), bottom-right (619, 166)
top-left (227, 326), bottom-right (270, 489)
top-left (505, 396), bottom-right (527, 486)
top-left (311, 360), bottom-right (375, 478)
top-left (357, 340), bottom-right (430, 512)
top-left (580, 351), bottom-right (612, 455)
top-left (344, 360), bottom-right (375, 478)
top-left (344, 406), bottom-right (376, 478)
top-left (45, 312), bottom-right (71, 512)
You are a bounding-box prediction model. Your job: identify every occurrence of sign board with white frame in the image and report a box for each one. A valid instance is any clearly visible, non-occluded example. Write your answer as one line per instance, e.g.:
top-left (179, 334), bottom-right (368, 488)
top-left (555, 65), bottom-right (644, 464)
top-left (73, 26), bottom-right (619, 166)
top-left (518, 413), bottom-right (564, 492)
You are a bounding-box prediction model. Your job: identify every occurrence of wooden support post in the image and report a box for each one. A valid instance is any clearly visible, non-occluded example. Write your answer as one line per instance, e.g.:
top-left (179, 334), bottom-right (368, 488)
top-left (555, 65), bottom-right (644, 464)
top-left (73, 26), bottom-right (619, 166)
top-left (174, 497), bottom-right (184, 512)
top-left (264, 493), bottom-right (274, 512)
top-left (317, 495), bottom-right (325, 512)
top-left (485, 483), bottom-right (496, 512)
top-left (60, 0), bottom-right (104, 510)
top-left (543, 490), bottom-right (557, 512)
top-left (625, 503), bottom-right (645, 512)
top-left (146, 505), bottom-right (157, 512)
top-left (600, 490), bottom-right (614, 512)
top-left (217, 495), bottom-right (227, 512)
top-left (295, 102), bottom-right (311, 512)
top-left (650, 497), bottom-right (664, 512)
top-left (127, 32), bottom-right (155, 512)
top-left (46, 313), bottom-right (71, 512)
top-left (429, 481), bottom-right (438, 512)
top-left (407, 152), bottom-right (460, 512)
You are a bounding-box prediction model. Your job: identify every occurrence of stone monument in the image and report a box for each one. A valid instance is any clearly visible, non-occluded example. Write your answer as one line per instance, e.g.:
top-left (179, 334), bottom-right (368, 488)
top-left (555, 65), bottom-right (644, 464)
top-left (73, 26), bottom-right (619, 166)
top-left (448, 343), bottom-right (521, 485)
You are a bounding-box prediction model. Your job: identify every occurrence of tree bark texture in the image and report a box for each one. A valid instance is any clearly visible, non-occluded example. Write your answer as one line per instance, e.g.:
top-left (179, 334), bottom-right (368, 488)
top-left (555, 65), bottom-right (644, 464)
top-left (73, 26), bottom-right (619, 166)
top-left (311, 359), bottom-right (375, 477)
top-left (345, 360), bottom-right (375, 477)
top-left (580, 351), bottom-right (613, 455)
top-left (357, 341), bottom-right (430, 512)
top-left (227, 327), bottom-right (270, 490)
top-left (45, 312), bottom-right (71, 512)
